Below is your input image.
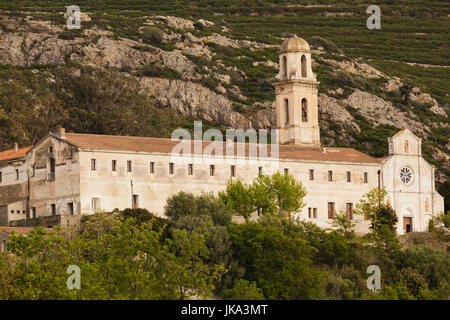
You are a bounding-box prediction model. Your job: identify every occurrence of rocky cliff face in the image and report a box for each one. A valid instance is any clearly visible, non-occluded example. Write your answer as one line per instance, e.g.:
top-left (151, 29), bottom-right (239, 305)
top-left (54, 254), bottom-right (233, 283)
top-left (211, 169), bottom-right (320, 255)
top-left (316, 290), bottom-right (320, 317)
top-left (0, 13), bottom-right (448, 181)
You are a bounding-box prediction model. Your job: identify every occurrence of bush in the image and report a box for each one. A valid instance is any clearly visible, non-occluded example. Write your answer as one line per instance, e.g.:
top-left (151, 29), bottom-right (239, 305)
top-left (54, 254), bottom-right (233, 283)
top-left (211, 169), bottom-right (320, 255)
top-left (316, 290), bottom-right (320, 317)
top-left (141, 26), bottom-right (164, 44)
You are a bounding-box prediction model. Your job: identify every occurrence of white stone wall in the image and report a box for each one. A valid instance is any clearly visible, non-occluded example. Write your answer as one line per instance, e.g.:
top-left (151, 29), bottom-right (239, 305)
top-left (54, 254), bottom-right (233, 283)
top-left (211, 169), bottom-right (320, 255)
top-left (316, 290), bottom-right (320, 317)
top-left (78, 149), bottom-right (380, 233)
top-left (28, 135), bottom-right (80, 217)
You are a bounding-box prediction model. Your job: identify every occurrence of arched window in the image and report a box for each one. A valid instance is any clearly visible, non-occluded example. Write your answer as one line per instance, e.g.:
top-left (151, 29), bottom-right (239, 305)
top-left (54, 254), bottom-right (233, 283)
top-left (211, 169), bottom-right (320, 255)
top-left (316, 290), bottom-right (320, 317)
top-left (404, 140), bottom-right (409, 153)
top-left (425, 200), bottom-right (429, 212)
top-left (301, 55), bottom-right (307, 78)
top-left (282, 55), bottom-right (287, 79)
top-left (284, 98), bottom-right (289, 124)
top-left (48, 157), bottom-right (55, 180)
top-left (301, 98), bottom-right (308, 122)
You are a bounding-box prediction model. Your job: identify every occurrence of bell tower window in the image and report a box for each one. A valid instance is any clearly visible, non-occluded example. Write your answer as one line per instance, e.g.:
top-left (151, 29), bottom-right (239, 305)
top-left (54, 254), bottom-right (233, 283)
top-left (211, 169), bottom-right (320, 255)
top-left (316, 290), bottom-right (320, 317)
top-left (284, 99), bottom-right (289, 125)
top-left (301, 55), bottom-right (307, 78)
top-left (282, 55), bottom-right (287, 79)
top-left (301, 98), bottom-right (308, 122)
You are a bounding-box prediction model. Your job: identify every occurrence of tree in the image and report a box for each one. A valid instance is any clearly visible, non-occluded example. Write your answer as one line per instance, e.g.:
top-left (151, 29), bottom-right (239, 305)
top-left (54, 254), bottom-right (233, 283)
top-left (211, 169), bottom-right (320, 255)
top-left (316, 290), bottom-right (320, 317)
top-left (219, 179), bottom-right (256, 221)
top-left (331, 210), bottom-right (356, 238)
top-left (222, 279), bottom-right (265, 300)
top-left (229, 222), bottom-right (326, 299)
top-left (270, 172), bottom-right (307, 215)
top-left (355, 186), bottom-right (388, 222)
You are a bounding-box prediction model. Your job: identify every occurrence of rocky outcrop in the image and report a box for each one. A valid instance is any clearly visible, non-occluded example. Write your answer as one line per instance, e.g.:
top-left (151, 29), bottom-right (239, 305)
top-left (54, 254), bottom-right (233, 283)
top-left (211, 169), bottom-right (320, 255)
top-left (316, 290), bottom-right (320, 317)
top-left (322, 58), bottom-right (385, 78)
top-left (318, 94), bottom-right (360, 132)
top-left (410, 87), bottom-right (447, 118)
top-left (201, 33), bottom-right (275, 50)
top-left (343, 90), bottom-right (427, 135)
top-left (138, 77), bottom-right (274, 129)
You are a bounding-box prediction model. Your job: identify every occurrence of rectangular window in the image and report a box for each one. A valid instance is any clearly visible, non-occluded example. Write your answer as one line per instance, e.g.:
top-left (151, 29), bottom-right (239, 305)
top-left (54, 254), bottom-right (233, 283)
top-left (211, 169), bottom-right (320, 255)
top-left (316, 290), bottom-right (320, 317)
top-left (16, 210), bottom-right (20, 214)
top-left (328, 202), bottom-right (335, 219)
top-left (10, 210), bottom-right (13, 215)
top-left (112, 160), bottom-right (117, 171)
top-left (127, 160), bottom-right (132, 172)
top-left (308, 207), bottom-right (312, 218)
top-left (16, 169), bottom-right (19, 180)
top-left (346, 203), bottom-right (353, 220)
top-left (313, 208), bottom-right (317, 219)
top-left (169, 163), bottom-right (174, 174)
top-left (231, 165), bottom-right (236, 177)
top-left (309, 169), bottom-right (314, 181)
top-left (210, 165), bottom-right (215, 176)
top-left (91, 198), bottom-right (101, 212)
top-left (258, 166), bottom-right (263, 175)
top-left (328, 170), bottom-right (333, 181)
top-left (150, 162), bottom-right (155, 173)
top-left (51, 204), bottom-right (56, 216)
top-left (68, 202), bottom-right (74, 215)
top-left (32, 207), bottom-right (36, 219)
top-left (188, 164), bottom-right (193, 175)
top-left (132, 195), bottom-right (139, 209)
top-left (91, 159), bottom-right (96, 171)
top-left (347, 171), bottom-right (351, 182)
top-left (0, 171), bottom-right (2, 183)
top-left (284, 168), bottom-right (289, 175)
top-left (364, 172), bottom-right (368, 183)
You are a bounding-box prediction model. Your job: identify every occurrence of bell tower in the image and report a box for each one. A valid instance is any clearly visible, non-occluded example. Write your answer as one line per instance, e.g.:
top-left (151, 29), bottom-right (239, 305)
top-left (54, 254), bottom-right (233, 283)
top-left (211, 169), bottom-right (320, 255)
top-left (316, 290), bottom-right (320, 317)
top-left (273, 35), bottom-right (320, 147)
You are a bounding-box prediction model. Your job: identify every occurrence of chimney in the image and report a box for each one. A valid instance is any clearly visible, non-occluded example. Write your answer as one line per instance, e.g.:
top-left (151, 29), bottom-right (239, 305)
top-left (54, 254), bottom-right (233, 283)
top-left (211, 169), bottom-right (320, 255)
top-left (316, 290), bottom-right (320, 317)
top-left (14, 142), bottom-right (18, 153)
top-left (54, 127), bottom-right (66, 139)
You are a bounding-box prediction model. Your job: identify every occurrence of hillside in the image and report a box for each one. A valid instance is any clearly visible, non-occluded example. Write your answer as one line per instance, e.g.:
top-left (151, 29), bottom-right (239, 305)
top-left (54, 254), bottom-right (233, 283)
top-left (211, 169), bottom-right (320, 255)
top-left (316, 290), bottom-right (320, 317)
top-left (0, 1), bottom-right (448, 188)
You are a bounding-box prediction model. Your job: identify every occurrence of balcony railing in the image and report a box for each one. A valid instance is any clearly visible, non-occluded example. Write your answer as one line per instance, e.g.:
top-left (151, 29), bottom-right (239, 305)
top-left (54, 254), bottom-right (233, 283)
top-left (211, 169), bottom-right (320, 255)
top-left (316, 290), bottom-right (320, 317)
top-left (48, 172), bottom-right (55, 181)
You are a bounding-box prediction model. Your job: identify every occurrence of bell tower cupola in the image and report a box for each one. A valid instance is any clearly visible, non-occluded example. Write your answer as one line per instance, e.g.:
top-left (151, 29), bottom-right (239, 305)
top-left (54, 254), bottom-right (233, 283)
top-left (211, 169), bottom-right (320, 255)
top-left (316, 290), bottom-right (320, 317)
top-left (273, 35), bottom-right (320, 147)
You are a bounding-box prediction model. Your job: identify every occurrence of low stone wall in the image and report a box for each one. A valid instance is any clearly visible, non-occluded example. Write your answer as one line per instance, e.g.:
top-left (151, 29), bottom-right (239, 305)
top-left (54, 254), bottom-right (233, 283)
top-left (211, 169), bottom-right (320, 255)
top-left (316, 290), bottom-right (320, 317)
top-left (8, 215), bottom-right (81, 228)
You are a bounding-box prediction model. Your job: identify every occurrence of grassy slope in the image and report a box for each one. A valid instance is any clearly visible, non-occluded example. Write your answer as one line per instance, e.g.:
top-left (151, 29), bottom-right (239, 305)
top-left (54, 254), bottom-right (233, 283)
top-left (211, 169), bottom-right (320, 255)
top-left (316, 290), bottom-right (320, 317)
top-left (0, 0), bottom-right (449, 179)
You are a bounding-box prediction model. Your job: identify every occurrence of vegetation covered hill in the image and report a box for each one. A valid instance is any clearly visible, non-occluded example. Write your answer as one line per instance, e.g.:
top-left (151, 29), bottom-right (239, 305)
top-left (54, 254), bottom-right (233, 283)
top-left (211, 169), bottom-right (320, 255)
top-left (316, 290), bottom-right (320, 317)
top-left (0, 1), bottom-right (448, 190)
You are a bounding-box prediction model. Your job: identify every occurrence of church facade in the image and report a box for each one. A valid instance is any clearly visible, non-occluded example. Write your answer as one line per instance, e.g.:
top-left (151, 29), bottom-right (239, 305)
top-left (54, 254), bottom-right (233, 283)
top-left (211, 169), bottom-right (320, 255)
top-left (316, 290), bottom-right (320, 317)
top-left (0, 37), bottom-right (444, 234)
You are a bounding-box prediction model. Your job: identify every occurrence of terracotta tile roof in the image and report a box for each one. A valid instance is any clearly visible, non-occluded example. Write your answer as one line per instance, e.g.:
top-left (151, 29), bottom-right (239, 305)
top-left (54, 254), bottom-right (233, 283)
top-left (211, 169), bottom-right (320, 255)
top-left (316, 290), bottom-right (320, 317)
top-left (0, 146), bottom-right (31, 162)
top-left (65, 132), bottom-right (382, 164)
top-left (0, 227), bottom-right (34, 234)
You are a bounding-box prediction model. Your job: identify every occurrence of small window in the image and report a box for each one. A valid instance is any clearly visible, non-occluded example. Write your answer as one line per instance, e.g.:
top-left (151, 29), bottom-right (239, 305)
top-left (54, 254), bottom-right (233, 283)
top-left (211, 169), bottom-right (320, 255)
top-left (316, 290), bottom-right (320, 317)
top-left (91, 159), bottom-right (96, 171)
top-left (308, 207), bottom-right (312, 218)
top-left (188, 164), bottom-right (193, 175)
top-left (284, 168), bottom-right (289, 175)
top-left (0, 171), bottom-right (2, 183)
top-left (346, 203), bottom-right (353, 220)
top-left (51, 204), bottom-right (56, 216)
top-left (258, 166), bottom-right (263, 175)
top-left (49, 146), bottom-right (53, 154)
top-left (68, 202), bottom-right (74, 215)
top-left (425, 200), bottom-right (429, 212)
top-left (313, 208), bottom-right (317, 219)
top-left (231, 165), bottom-right (236, 177)
top-left (16, 210), bottom-right (20, 214)
top-left (16, 169), bottom-right (19, 180)
top-left (169, 163), bottom-right (174, 174)
top-left (328, 202), bottom-right (335, 219)
top-left (127, 160), bottom-right (132, 172)
top-left (364, 172), bottom-right (368, 183)
top-left (404, 140), bottom-right (409, 153)
top-left (347, 171), bottom-right (351, 182)
top-left (284, 99), bottom-right (289, 125)
top-left (32, 207), bottom-right (36, 219)
top-left (112, 160), bottom-right (117, 171)
top-left (150, 162), bottom-right (155, 173)
top-left (210, 165), bottom-right (215, 176)
top-left (31, 165), bottom-right (35, 177)
top-left (10, 210), bottom-right (14, 215)
top-left (309, 169), bottom-right (314, 181)
top-left (91, 198), bottom-right (101, 212)
top-left (328, 170), bottom-right (333, 181)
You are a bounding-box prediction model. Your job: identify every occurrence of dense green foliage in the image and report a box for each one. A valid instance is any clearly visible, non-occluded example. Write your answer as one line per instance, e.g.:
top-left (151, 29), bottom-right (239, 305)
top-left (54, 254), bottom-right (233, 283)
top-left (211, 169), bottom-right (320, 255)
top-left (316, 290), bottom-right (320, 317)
top-left (1, 180), bottom-right (449, 300)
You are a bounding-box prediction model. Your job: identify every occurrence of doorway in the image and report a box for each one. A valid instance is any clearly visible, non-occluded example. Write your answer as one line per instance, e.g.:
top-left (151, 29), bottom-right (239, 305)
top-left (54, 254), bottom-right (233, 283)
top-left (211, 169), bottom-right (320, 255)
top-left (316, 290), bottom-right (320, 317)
top-left (403, 217), bottom-right (412, 233)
